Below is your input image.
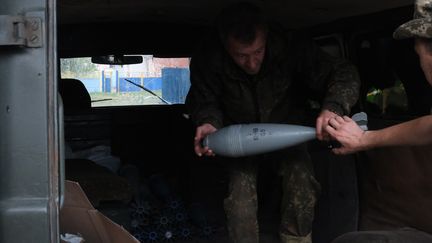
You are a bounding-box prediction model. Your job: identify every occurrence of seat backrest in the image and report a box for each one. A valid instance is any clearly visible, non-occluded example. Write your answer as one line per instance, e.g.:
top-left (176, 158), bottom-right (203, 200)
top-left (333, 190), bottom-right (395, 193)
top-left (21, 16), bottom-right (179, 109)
top-left (358, 143), bottom-right (432, 234)
top-left (59, 78), bottom-right (91, 114)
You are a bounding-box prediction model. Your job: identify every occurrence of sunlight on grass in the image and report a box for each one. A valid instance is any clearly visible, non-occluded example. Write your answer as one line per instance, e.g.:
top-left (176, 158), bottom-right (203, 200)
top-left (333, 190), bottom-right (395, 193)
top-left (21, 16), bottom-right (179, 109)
top-left (90, 91), bottom-right (166, 106)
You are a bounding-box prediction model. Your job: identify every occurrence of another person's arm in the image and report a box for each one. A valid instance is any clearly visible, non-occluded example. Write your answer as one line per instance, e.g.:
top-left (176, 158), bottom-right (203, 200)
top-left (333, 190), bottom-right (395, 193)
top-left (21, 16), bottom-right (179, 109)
top-left (326, 115), bottom-right (432, 154)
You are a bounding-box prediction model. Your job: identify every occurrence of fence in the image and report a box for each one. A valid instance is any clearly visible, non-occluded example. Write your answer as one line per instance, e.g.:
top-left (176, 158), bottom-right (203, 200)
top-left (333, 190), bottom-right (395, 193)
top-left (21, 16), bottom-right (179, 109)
top-left (80, 68), bottom-right (190, 104)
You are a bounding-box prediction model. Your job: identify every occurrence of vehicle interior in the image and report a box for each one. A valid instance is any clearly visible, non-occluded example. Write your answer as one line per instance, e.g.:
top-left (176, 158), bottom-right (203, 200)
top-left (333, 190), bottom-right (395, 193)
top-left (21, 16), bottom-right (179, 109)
top-left (57, 0), bottom-right (432, 242)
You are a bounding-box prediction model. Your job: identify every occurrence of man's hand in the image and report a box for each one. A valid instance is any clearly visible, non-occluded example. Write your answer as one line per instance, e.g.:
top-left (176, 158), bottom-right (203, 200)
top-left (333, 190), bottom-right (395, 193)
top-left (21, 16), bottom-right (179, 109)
top-left (316, 109), bottom-right (338, 141)
top-left (194, 123), bottom-right (217, 157)
top-left (325, 116), bottom-right (367, 154)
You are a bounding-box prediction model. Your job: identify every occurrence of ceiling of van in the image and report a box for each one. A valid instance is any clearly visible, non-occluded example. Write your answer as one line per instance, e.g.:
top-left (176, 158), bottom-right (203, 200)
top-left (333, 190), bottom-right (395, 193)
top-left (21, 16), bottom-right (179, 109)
top-left (58, 0), bottom-right (414, 28)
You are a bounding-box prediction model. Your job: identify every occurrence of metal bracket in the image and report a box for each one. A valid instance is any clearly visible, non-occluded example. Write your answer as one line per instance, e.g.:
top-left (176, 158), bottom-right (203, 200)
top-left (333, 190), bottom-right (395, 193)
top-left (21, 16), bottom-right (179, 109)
top-left (0, 15), bottom-right (42, 48)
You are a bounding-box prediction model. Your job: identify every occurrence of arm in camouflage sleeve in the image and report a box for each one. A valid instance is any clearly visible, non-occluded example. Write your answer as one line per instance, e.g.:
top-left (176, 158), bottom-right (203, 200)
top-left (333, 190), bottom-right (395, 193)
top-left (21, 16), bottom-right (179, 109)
top-left (296, 34), bottom-right (361, 116)
top-left (321, 59), bottom-right (361, 116)
top-left (185, 55), bottom-right (224, 129)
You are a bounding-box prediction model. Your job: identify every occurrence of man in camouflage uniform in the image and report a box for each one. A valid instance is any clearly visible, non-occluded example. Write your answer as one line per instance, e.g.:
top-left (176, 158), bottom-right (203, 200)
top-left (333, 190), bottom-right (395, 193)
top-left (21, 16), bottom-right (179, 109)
top-left (185, 2), bottom-right (360, 243)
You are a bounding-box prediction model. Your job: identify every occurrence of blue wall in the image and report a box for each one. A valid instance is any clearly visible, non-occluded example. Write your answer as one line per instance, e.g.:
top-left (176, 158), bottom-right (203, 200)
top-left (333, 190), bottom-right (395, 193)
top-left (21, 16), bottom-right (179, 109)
top-left (161, 68), bottom-right (190, 104)
top-left (81, 78), bottom-right (100, 92)
top-left (80, 68), bottom-right (190, 105)
top-left (118, 77), bottom-right (162, 92)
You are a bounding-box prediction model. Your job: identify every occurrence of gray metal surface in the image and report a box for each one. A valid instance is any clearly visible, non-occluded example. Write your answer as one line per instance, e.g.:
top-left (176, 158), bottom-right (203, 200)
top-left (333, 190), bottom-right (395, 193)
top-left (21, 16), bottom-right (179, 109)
top-left (0, 15), bottom-right (43, 47)
top-left (0, 0), bottom-right (59, 242)
top-left (204, 123), bottom-right (316, 157)
top-left (203, 112), bottom-right (368, 158)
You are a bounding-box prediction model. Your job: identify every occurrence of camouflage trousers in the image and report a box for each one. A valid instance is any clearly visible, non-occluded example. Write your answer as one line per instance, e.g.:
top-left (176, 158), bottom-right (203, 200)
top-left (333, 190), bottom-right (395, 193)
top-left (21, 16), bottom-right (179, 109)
top-left (223, 145), bottom-right (321, 243)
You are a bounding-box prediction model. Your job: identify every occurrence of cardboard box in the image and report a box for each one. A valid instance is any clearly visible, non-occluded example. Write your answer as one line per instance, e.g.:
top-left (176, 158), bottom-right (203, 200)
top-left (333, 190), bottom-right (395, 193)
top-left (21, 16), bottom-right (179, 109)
top-left (60, 180), bottom-right (139, 243)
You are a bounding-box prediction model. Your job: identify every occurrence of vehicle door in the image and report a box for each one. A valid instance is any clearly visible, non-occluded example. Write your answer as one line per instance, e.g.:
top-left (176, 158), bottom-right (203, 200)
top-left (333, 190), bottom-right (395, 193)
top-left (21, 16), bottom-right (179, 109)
top-left (0, 0), bottom-right (60, 242)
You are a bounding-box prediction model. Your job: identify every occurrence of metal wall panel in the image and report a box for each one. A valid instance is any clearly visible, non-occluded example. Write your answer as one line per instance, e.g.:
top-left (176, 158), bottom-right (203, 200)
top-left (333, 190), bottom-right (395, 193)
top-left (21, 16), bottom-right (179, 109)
top-left (0, 0), bottom-right (59, 242)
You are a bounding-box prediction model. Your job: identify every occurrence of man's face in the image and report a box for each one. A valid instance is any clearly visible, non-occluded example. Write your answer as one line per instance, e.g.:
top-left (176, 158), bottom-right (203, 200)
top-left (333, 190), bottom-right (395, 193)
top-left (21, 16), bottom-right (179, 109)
top-left (225, 29), bottom-right (267, 75)
top-left (415, 38), bottom-right (432, 86)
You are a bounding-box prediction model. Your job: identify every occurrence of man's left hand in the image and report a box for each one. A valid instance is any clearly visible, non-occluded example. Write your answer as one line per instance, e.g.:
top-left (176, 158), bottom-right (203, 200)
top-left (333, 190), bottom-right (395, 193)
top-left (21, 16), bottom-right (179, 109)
top-left (316, 109), bottom-right (338, 141)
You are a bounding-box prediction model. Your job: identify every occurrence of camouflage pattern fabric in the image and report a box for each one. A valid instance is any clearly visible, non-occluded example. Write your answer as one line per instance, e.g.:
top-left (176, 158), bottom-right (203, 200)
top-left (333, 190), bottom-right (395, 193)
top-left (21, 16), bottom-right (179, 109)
top-left (394, 0), bottom-right (432, 39)
top-left (223, 160), bottom-right (259, 243)
top-left (279, 150), bottom-right (320, 240)
top-left (281, 233), bottom-right (312, 243)
top-left (223, 146), bottom-right (320, 243)
top-left (186, 23), bottom-right (358, 243)
top-left (186, 27), bottom-right (361, 129)
top-left (322, 62), bottom-right (361, 116)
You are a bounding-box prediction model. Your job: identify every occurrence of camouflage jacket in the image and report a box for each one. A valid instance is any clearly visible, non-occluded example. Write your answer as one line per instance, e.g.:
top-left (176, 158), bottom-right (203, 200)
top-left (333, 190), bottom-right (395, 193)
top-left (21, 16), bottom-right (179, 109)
top-left (186, 28), bottom-right (361, 128)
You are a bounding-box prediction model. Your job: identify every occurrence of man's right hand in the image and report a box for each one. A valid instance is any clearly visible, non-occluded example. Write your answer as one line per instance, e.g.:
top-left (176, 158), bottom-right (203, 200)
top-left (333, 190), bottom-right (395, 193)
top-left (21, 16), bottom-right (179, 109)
top-left (194, 123), bottom-right (217, 157)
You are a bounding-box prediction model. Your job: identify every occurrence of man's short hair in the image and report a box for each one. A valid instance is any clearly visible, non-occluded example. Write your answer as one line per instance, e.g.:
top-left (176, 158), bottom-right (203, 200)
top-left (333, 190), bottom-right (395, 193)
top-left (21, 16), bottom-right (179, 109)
top-left (216, 2), bottom-right (268, 44)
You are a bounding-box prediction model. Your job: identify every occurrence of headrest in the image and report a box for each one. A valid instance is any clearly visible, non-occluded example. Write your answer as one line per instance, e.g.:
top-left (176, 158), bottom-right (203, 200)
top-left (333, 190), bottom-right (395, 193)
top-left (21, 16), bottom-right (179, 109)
top-left (59, 78), bottom-right (91, 114)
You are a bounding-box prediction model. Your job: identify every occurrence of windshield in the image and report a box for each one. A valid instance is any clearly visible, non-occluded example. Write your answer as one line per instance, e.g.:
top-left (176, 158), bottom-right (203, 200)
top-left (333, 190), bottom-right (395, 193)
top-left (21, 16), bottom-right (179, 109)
top-left (60, 56), bottom-right (191, 107)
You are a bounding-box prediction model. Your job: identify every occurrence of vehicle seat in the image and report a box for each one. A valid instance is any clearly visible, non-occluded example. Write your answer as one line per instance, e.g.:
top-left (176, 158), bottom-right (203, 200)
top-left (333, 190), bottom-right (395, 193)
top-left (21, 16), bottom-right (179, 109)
top-left (59, 78), bottom-right (133, 207)
top-left (59, 78), bottom-right (91, 115)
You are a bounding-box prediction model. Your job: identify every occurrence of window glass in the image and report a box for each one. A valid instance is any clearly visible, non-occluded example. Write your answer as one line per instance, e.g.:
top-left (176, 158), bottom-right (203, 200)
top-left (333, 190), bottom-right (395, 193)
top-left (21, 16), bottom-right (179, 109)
top-left (365, 80), bottom-right (408, 116)
top-left (60, 56), bottom-right (190, 107)
top-left (355, 37), bottom-right (413, 118)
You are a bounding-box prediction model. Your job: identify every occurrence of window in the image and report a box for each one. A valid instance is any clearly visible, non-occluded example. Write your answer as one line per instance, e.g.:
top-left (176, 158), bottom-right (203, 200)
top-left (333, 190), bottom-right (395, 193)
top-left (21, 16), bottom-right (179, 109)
top-left (365, 80), bottom-right (408, 116)
top-left (60, 56), bottom-right (191, 107)
top-left (353, 35), bottom-right (431, 118)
